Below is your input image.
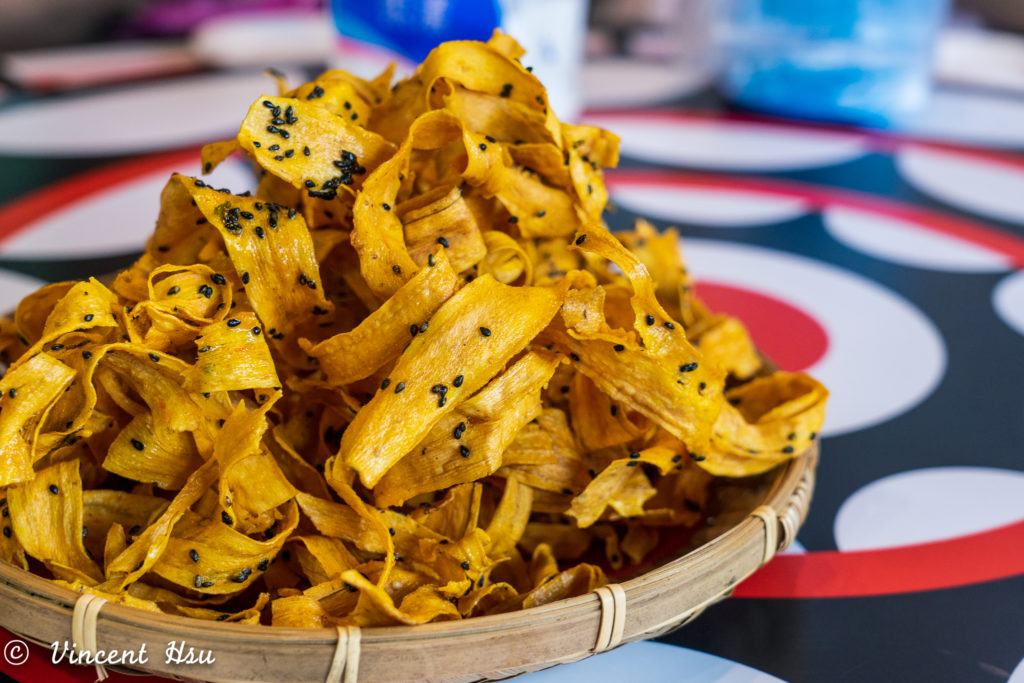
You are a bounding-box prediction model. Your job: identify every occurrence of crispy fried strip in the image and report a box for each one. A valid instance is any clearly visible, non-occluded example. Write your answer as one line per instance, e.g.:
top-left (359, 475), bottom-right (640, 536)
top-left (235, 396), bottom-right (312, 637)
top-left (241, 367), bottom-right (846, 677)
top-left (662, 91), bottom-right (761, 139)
top-left (189, 313), bottom-right (280, 394)
top-left (0, 353), bottom-right (76, 486)
top-left (8, 459), bottom-right (102, 583)
top-left (568, 445), bottom-right (681, 527)
top-left (374, 352), bottom-right (560, 506)
top-left (152, 502), bottom-right (297, 595)
top-left (484, 476), bottom-right (533, 557)
top-left (700, 373), bottom-right (828, 476)
top-left (237, 96), bottom-right (396, 197)
top-left (175, 174), bottom-right (334, 336)
top-left (302, 248), bottom-right (460, 386)
top-left (334, 275), bottom-right (564, 489)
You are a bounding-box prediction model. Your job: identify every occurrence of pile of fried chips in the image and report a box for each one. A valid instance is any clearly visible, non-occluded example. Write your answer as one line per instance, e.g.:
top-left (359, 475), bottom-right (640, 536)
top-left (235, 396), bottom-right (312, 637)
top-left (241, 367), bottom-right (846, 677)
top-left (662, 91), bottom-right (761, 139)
top-left (0, 33), bottom-right (827, 627)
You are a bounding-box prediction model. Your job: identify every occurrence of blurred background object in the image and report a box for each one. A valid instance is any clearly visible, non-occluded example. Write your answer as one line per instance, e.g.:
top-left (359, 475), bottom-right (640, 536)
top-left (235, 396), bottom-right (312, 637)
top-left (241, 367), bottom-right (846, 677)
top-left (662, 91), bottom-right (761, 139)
top-left (585, 0), bottom-right (715, 107)
top-left (713, 0), bottom-right (951, 125)
top-left (328, 0), bottom-right (588, 120)
top-left (2, 0), bottom-right (1024, 124)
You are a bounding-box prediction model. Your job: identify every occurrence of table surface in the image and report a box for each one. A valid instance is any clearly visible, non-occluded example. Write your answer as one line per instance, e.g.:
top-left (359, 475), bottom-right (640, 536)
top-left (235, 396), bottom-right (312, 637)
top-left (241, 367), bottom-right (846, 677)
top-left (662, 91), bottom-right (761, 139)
top-left (0, 56), bottom-right (1023, 683)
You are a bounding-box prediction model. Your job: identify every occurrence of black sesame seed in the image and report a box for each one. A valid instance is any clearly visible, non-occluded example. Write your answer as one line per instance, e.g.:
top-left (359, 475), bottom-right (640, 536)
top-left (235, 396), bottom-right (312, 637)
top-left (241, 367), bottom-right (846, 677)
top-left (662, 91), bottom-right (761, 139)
top-left (232, 568), bottom-right (252, 583)
top-left (84, 314), bottom-right (94, 322)
top-left (49, 484), bottom-right (59, 494)
top-left (508, 216), bottom-right (518, 224)
top-left (672, 454), bottom-right (683, 463)
top-left (629, 451), bottom-right (641, 459)
top-left (479, 327), bottom-right (491, 337)
top-left (211, 274), bottom-right (227, 285)
top-left (461, 561), bottom-right (471, 570)
top-left (437, 237), bottom-right (450, 248)
top-left (304, 180), bottom-right (315, 188)
top-left (394, 382), bottom-right (405, 393)
top-left (453, 374), bottom-right (464, 387)
top-left (381, 378), bottom-right (391, 390)
top-left (81, 351), bottom-right (92, 360)
top-left (222, 511), bottom-right (233, 525)
top-left (255, 226), bottom-right (265, 239)
top-left (226, 319), bottom-right (241, 327)
top-left (626, 461), bottom-right (638, 467)
top-left (478, 143), bottom-right (487, 151)
top-left (241, 272), bottom-right (250, 284)
top-left (198, 284), bottom-right (213, 299)
top-left (645, 314), bottom-right (655, 326)
top-left (194, 575), bottom-right (203, 589)
top-left (428, 253), bottom-right (436, 266)
top-left (459, 445), bottom-right (470, 458)
top-left (2, 527), bottom-right (10, 538)
top-left (392, 265), bottom-right (402, 275)
top-left (536, 210), bottom-right (546, 218)
top-left (614, 344), bottom-right (625, 352)
top-left (664, 322), bottom-right (675, 329)
top-left (190, 549), bottom-right (199, 563)
top-left (198, 346), bottom-right (211, 353)
top-left (131, 439), bottom-right (145, 451)
top-left (303, 146), bottom-right (311, 156)
top-left (679, 362), bottom-right (698, 373)
top-left (7, 389), bottom-right (15, 399)
top-left (257, 558), bottom-right (269, 571)
top-left (782, 445), bottom-right (795, 454)
top-left (569, 352), bottom-right (580, 361)
top-left (148, 352), bottom-right (160, 363)
top-left (575, 234), bottom-right (587, 245)
top-left (252, 327), bottom-right (261, 335)
top-left (382, 203), bottom-right (391, 211)
top-left (610, 405), bottom-right (618, 416)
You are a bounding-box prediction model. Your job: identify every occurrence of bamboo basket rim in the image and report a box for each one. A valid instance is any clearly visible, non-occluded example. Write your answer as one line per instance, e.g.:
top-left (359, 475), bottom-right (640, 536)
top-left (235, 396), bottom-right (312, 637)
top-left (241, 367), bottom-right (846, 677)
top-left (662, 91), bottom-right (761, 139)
top-left (0, 443), bottom-right (818, 683)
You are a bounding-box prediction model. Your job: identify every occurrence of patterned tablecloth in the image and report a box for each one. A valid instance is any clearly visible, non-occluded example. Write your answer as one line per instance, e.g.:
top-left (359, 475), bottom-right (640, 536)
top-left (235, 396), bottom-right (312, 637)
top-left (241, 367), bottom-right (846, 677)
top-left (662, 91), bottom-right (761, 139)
top-left (0, 59), bottom-right (1022, 683)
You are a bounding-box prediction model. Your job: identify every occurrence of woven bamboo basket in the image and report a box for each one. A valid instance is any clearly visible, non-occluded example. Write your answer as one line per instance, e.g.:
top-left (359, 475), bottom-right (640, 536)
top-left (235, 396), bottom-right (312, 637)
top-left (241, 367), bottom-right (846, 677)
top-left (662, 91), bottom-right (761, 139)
top-left (0, 442), bottom-right (817, 683)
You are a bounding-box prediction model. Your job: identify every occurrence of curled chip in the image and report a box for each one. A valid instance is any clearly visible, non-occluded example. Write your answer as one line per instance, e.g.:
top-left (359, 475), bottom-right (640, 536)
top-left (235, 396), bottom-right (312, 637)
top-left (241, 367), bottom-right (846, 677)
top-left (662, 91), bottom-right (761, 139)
top-left (0, 31), bottom-right (826, 627)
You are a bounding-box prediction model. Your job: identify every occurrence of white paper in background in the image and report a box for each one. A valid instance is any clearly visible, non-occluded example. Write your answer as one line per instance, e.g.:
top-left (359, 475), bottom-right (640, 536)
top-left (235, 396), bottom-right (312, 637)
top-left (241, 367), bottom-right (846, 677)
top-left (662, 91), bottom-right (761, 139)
top-left (0, 158), bottom-right (255, 259)
top-left (993, 270), bottom-right (1024, 338)
top-left (896, 146), bottom-right (1024, 226)
top-left (823, 205), bottom-right (1013, 272)
top-left (583, 114), bottom-right (869, 171)
top-left (0, 69), bottom-right (302, 157)
top-left (0, 269), bottom-right (48, 314)
top-left (520, 641), bottom-right (788, 683)
top-left (834, 467), bottom-right (1024, 551)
